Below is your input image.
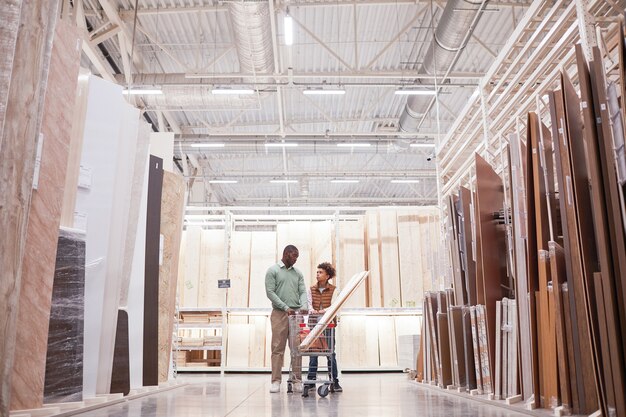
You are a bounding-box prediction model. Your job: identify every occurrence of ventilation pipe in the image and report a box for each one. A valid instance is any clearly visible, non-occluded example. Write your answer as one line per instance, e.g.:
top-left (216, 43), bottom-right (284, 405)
top-left (141, 86), bottom-right (267, 109)
top-left (398, 0), bottom-right (485, 133)
top-left (228, 1), bottom-right (275, 76)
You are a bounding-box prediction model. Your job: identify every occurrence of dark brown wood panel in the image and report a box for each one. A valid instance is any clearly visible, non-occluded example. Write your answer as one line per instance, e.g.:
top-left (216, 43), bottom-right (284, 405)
top-left (459, 187), bottom-right (477, 306)
top-left (110, 309), bottom-right (130, 395)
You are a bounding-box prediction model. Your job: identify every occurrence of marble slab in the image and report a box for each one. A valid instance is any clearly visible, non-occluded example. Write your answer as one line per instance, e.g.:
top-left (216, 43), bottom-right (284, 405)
top-left (0, 2), bottom-right (59, 415)
top-left (143, 155), bottom-right (164, 387)
top-left (158, 171), bottom-right (185, 382)
top-left (10, 19), bottom-right (81, 411)
top-left (43, 227), bottom-right (86, 403)
top-left (0, 0), bottom-right (21, 143)
top-left (110, 309), bottom-right (130, 395)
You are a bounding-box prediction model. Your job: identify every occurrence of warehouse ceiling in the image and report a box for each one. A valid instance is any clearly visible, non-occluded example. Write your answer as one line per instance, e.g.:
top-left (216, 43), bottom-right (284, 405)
top-left (79, 0), bottom-right (532, 206)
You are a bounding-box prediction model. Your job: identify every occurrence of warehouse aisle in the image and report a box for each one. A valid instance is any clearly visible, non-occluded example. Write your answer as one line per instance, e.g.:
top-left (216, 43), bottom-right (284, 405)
top-left (71, 374), bottom-right (528, 416)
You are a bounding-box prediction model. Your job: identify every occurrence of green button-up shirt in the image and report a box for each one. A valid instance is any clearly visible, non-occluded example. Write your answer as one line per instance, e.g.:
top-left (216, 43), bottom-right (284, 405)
top-left (265, 260), bottom-right (308, 311)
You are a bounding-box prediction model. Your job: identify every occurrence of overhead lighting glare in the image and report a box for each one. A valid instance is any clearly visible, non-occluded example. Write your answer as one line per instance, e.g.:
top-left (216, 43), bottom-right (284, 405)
top-left (209, 180), bottom-right (238, 184)
top-left (336, 143), bottom-right (371, 148)
top-left (264, 142), bottom-right (299, 148)
top-left (394, 89), bottom-right (436, 96)
top-left (409, 143), bottom-right (435, 148)
top-left (270, 179), bottom-right (298, 184)
top-left (391, 179), bottom-right (421, 184)
top-left (190, 143), bottom-right (226, 148)
top-left (122, 89), bottom-right (163, 95)
top-left (303, 88), bottom-right (346, 95)
top-left (284, 13), bottom-right (294, 46)
top-left (330, 179), bottom-right (360, 184)
top-left (211, 88), bottom-right (255, 95)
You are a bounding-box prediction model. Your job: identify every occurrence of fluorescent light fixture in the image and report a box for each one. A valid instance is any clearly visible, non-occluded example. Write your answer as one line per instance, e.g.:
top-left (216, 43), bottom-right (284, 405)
top-left (209, 180), bottom-right (238, 184)
top-left (211, 88), bottom-right (254, 95)
top-left (330, 179), bottom-right (359, 184)
top-left (336, 143), bottom-right (371, 148)
top-left (284, 14), bottom-right (293, 46)
top-left (394, 89), bottom-right (436, 96)
top-left (270, 179), bottom-right (298, 184)
top-left (409, 143), bottom-right (435, 148)
top-left (264, 142), bottom-right (299, 148)
top-left (190, 143), bottom-right (226, 148)
top-left (391, 179), bottom-right (421, 184)
top-left (303, 88), bottom-right (346, 95)
top-left (122, 89), bottom-right (163, 95)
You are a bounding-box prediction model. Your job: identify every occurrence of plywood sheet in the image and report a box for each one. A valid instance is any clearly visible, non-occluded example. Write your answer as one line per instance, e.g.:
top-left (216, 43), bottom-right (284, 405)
top-left (397, 212), bottom-right (424, 308)
top-left (249, 316), bottom-right (267, 368)
top-left (338, 316), bottom-right (367, 368)
top-left (226, 324), bottom-right (250, 368)
top-left (459, 188), bottom-right (477, 305)
top-left (182, 227), bottom-right (202, 307)
top-left (249, 232), bottom-right (277, 308)
top-left (366, 211), bottom-right (383, 307)
top-left (198, 229), bottom-right (226, 308)
top-left (227, 231), bottom-right (252, 308)
top-left (379, 210), bottom-right (401, 307)
top-left (378, 316), bottom-right (398, 367)
top-left (311, 220), bottom-right (333, 285)
top-left (338, 219), bottom-right (366, 308)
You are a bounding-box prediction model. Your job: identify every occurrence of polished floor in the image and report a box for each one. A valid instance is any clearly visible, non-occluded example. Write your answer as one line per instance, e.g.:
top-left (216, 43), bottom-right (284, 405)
top-left (72, 374), bottom-right (528, 417)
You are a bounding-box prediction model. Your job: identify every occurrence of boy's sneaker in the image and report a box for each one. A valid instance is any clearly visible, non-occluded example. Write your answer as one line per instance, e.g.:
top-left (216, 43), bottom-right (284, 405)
top-left (270, 382), bottom-right (280, 393)
top-left (333, 380), bottom-right (343, 392)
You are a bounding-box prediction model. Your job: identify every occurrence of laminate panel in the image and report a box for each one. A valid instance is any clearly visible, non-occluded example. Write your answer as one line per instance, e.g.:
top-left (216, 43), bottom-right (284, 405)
top-left (445, 291), bottom-right (460, 387)
top-left (459, 187), bottom-right (477, 306)
top-left (143, 156), bottom-right (164, 387)
top-left (311, 220), bottom-right (333, 285)
top-left (198, 229), bottom-right (226, 308)
top-left (43, 228), bottom-right (85, 403)
top-left (561, 283), bottom-right (579, 412)
top-left (462, 306), bottom-right (477, 391)
top-left (446, 197), bottom-right (465, 306)
top-left (277, 222), bottom-right (312, 284)
top-left (0, 2), bottom-right (59, 413)
top-left (469, 306), bottom-right (483, 392)
top-left (538, 251), bottom-right (558, 408)
top-left (110, 310), bottom-right (130, 395)
top-left (10, 19), bottom-right (80, 411)
top-left (158, 172), bottom-right (185, 383)
top-left (338, 219), bottom-right (366, 307)
top-left (249, 232), bottom-right (277, 308)
top-left (366, 211), bottom-right (383, 307)
top-left (378, 316), bottom-right (398, 367)
top-left (437, 313), bottom-right (452, 388)
top-left (450, 307), bottom-right (467, 388)
top-left (0, 0), bottom-right (20, 143)
top-left (378, 210), bottom-right (402, 307)
top-left (182, 227), bottom-right (202, 308)
top-left (426, 294), bottom-right (441, 383)
top-left (227, 231), bottom-right (252, 308)
top-left (474, 153), bottom-right (507, 379)
top-left (397, 212), bottom-right (424, 308)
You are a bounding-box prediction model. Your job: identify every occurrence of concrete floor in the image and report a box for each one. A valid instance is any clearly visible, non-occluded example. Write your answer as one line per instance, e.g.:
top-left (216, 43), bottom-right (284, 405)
top-left (71, 374), bottom-right (528, 417)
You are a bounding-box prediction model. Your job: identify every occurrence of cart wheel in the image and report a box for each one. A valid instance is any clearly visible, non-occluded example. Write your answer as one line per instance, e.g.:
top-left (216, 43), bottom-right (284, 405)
top-left (318, 385), bottom-right (330, 397)
top-left (287, 382), bottom-right (293, 393)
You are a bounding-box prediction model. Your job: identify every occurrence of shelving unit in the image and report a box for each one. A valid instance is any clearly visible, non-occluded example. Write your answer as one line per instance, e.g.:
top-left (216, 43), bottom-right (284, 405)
top-left (176, 307), bottom-right (226, 373)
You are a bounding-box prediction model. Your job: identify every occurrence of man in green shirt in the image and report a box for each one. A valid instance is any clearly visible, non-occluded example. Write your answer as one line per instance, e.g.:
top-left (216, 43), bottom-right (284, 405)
top-left (265, 245), bottom-right (308, 393)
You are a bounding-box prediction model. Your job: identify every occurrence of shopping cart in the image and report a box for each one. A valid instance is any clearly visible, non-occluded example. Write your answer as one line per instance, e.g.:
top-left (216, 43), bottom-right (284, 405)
top-left (287, 313), bottom-right (336, 398)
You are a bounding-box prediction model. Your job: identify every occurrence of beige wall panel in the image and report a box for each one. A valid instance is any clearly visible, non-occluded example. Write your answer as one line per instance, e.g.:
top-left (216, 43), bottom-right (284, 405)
top-left (366, 211), bottom-right (383, 307)
top-left (277, 222), bottom-right (312, 283)
top-left (227, 231), bottom-right (252, 308)
top-left (338, 219), bottom-right (366, 308)
top-left (198, 229), bottom-right (226, 308)
top-left (249, 232), bottom-right (277, 308)
top-left (226, 324), bottom-right (250, 368)
top-left (379, 210), bottom-right (402, 307)
top-left (157, 172), bottom-right (185, 383)
top-left (182, 227), bottom-right (202, 307)
top-left (10, 19), bottom-right (80, 410)
top-left (397, 211), bottom-right (423, 307)
top-left (378, 316), bottom-right (398, 367)
top-left (310, 221), bottom-right (334, 286)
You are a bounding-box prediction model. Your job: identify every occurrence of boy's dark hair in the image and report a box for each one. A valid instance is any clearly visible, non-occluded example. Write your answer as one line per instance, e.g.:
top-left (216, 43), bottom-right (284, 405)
top-left (317, 262), bottom-right (336, 279)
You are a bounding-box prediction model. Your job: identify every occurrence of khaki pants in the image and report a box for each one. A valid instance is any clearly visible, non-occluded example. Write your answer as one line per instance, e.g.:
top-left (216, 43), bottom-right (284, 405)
top-left (270, 309), bottom-right (302, 384)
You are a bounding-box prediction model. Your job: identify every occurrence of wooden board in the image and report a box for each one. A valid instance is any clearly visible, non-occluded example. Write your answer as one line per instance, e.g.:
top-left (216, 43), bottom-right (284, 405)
top-left (182, 227), bottom-right (201, 307)
top-left (561, 282), bottom-right (579, 412)
top-left (366, 211), bottom-right (383, 307)
top-left (538, 250), bottom-right (558, 408)
top-left (378, 210), bottom-right (402, 307)
top-left (397, 211), bottom-right (424, 308)
top-left (420, 217), bottom-right (434, 293)
top-left (249, 316), bottom-right (267, 368)
top-left (378, 316), bottom-right (398, 367)
top-left (446, 196), bottom-right (466, 306)
top-left (248, 231), bottom-right (277, 308)
top-left (450, 307), bottom-right (467, 387)
top-left (507, 299), bottom-right (519, 398)
top-left (199, 229), bottom-right (226, 308)
top-left (437, 313), bottom-right (452, 387)
top-left (459, 187), bottom-right (477, 305)
top-left (226, 324), bottom-right (250, 368)
top-left (446, 290), bottom-right (459, 387)
top-left (227, 231), bottom-right (252, 308)
top-left (338, 316), bottom-right (367, 368)
top-left (338, 218), bottom-right (366, 307)
top-left (311, 220), bottom-right (333, 285)
top-left (474, 154), bottom-right (507, 380)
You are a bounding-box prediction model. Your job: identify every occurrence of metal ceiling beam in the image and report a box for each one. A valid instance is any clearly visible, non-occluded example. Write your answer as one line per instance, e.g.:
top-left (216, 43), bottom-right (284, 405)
top-left (176, 131), bottom-right (441, 139)
top-left (188, 170), bottom-right (437, 178)
top-left (210, 196), bottom-right (437, 205)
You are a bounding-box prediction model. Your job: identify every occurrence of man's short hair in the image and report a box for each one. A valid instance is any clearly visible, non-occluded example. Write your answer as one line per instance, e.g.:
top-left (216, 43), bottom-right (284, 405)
top-left (283, 245), bottom-right (298, 255)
